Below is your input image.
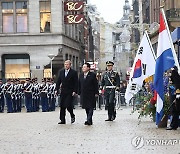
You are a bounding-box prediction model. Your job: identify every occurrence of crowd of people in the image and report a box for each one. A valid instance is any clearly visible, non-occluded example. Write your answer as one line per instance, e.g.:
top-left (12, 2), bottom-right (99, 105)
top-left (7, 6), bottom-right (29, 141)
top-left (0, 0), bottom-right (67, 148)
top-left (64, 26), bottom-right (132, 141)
top-left (0, 60), bottom-right (127, 126)
top-left (2, 59), bottom-right (178, 129)
top-left (0, 77), bottom-right (56, 113)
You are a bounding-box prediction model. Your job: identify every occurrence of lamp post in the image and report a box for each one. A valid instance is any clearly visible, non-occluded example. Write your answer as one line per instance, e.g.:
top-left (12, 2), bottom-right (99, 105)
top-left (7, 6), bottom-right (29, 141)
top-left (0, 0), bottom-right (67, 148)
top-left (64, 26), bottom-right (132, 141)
top-left (48, 54), bottom-right (55, 78)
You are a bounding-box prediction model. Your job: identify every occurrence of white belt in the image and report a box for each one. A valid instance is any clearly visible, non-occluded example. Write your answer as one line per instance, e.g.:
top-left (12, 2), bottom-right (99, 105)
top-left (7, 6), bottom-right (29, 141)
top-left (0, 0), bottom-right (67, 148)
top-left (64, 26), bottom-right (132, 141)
top-left (41, 91), bottom-right (47, 93)
top-left (105, 86), bottom-right (116, 89)
top-left (25, 91), bottom-right (32, 93)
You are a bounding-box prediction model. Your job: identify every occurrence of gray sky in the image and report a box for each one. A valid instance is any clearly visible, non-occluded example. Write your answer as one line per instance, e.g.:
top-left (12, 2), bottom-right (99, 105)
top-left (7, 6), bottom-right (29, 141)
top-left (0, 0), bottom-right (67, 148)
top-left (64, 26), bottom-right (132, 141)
top-left (89, 0), bottom-right (128, 23)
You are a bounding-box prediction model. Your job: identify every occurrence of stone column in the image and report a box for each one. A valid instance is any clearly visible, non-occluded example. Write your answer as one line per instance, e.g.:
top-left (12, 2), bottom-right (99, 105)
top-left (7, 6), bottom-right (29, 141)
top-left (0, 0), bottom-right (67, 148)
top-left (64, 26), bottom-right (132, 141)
top-left (51, 0), bottom-right (63, 33)
top-left (29, 0), bottom-right (40, 33)
top-left (0, 2), bottom-right (2, 33)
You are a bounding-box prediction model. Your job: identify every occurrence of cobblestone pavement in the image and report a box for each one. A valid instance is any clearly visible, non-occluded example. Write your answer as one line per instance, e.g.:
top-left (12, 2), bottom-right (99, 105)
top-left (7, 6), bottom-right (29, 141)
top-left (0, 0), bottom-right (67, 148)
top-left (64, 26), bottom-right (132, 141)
top-left (0, 106), bottom-right (180, 154)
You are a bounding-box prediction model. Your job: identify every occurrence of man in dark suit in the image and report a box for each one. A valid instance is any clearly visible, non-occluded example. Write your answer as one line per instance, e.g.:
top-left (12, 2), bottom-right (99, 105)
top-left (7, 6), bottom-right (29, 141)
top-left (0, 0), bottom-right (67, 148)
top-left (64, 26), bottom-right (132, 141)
top-left (78, 63), bottom-right (99, 125)
top-left (56, 60), bottom-right (78, 124)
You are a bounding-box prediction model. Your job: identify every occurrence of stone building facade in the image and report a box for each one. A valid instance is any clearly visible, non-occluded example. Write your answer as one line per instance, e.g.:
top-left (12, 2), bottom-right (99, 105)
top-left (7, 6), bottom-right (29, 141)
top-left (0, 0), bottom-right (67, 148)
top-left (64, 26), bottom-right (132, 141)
top-left (149, 0), bottom-right (180, 55)
top-left (0, 0), bottom-right (85, 81)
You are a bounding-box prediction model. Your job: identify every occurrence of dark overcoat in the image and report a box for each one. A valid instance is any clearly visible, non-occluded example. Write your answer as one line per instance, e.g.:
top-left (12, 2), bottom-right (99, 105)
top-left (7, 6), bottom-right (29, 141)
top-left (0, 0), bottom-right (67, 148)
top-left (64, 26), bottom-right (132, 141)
top-left (56, 68), bottom-right (78, 108)
top-left (78, 72), bottom-right (99, 109)
top-left (171, 69), bottom-right (180, 112)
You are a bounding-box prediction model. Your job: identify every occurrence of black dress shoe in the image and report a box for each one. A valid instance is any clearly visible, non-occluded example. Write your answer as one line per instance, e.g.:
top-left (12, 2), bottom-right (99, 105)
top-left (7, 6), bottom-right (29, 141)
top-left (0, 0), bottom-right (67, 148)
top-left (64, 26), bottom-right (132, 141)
top-left (105, 119), bottom-right (113, 121)
top-left (166, 127), bottom-right (177, 130)
top-left (58, 121), bottom-right (66, 124)
top-left (84, 121), bottom-right (92, 125)
top-left (71, 116), bottom-right (75, 124)
top-left (111, 115), bottom-right (116, 121)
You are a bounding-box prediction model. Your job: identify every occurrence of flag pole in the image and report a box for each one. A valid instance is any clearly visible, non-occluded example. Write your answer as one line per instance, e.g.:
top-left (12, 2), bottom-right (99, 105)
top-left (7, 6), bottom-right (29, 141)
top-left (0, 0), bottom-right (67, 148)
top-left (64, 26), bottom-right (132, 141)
top-left (161, 8), bottom-right (180, 74)
top-left (144, 31), bottom-right (156, 61)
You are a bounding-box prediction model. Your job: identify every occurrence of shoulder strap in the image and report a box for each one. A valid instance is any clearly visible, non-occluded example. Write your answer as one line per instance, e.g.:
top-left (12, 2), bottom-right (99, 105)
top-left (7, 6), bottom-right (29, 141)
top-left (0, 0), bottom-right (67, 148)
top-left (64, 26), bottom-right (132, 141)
top-left (107, 75), bottom-right (114, 86)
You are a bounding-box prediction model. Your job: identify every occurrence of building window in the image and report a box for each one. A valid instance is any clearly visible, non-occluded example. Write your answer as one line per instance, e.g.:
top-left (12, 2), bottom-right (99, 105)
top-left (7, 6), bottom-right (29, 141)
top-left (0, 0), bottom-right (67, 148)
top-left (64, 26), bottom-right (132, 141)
top-left (2, 2), bottom-right (14, 33)
top-left (40, 1), bottom-right (51, 33)
top-left (2, 1), bottom-right (28, 33)
top-left (69, 55), bottom-right (72, 62)
top-left (44, 68), bottom-right (51, 78)
top-left (76, 57), bottom-right (78, 71)
top-left (5, 59), bottom-right (30, 79)
top-left (16, 2), bottom-right (28, 32)
top-left (79, 30), bottom-right (82, 42)
top-left (75, 25), bottom-right (78, 40)
top-left (65, 54), bottom-right (68, 60)
top-left (73, 56), bottom-right (75, 69)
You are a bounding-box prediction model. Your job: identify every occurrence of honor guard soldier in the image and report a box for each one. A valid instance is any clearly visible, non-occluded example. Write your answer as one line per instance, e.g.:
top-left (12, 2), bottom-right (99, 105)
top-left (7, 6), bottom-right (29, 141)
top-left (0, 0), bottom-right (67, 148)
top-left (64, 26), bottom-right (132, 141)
top-left (40, 78), bottom-right (49, 112)
top-left (35, 78), bottom-right (41, 111)
top-left (24, 78), bottom-right (33, 112)
top-left (48, 78), bottom-right (56, 111)
top-left (46, 78), bottom-right (51, 111)
top-left (32, 77), bottom-right (40, 112)
top-left (100, 61), bottom-right (120, 121)
top-left (16, 79), bottom-right (23, 112)
top-left (31, 78), bottom-right (36, 112)
top-left (35, 77), bottom-right (41, 111)
top-left (11, 79), bottom-right (17, 112)
top-left (0, 79), bottom-right (5, 113)
top-left (4, 79), bottom-right (13, 113)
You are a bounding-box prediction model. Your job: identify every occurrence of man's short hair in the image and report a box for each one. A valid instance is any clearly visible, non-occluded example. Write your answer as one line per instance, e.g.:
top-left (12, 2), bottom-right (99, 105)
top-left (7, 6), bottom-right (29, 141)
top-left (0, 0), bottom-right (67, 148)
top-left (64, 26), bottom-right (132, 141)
top-left (64, 60), bottom-right (72, 65)
top-left (84, 62), bottom-right (91, 68)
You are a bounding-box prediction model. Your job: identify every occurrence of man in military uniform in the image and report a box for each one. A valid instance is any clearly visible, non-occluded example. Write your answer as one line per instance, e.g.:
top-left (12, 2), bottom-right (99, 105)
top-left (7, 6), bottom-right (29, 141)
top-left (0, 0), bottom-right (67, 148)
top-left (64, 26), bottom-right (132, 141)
top-left (4, 79), bottom-right (13, 113)
top-left (32, 78), bottom-right (40, 112)
top-left (100, 61), bottom-right (120, 121)
top-left (24, 78), bottom-right (33, 112)
top-left (40, 78), bottom-right (49, 112)
top-left (48, 78), bottom-right (56, 111)
top-left (11, 79), bottom-right (17, 113)
top-left (0, 79), bottom-right (5, 113)
top-left (16, 79), bottom-right (23, 112)
top-left (34, 77), bottom-right (40, 111)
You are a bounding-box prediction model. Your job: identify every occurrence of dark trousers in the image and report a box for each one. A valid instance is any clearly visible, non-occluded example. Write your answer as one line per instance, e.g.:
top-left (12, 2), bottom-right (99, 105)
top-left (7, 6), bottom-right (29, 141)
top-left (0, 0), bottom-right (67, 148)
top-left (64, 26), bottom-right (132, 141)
top-left (17, 98), bottom-right (21, 112)
top-left (0, 97), bottom-right (4, 112)
top-left (41, 96), bottom-right (49, 112)
top-left (170, 98), bottom-right (180, 129)
top-left (25, 96), bottom-right (32, 112)
top-left (60, 107), bottom-right (75, 122)
top-left (12, 98), bottom-right (17, 112)
top-left (36, 97), bottom-right (40, 111)
top-left (120, 93), bottom-right (125, 105)
top-left (170, 112), bottom-right (179, 129)
top-left (6, 97), bottom-right (13, 113)
top-left (105, 89), bottom-right (116, 119)
top-left (32, 98), bottom-right (35, 112)
top-left (85, 108), bottom-right (94, 123)
top-left (49, 97), bottom-right (55, 111)
top-left (98, 95), bottom-right (103, 109)
top-left (32, 98), bottom-right (39, 112)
